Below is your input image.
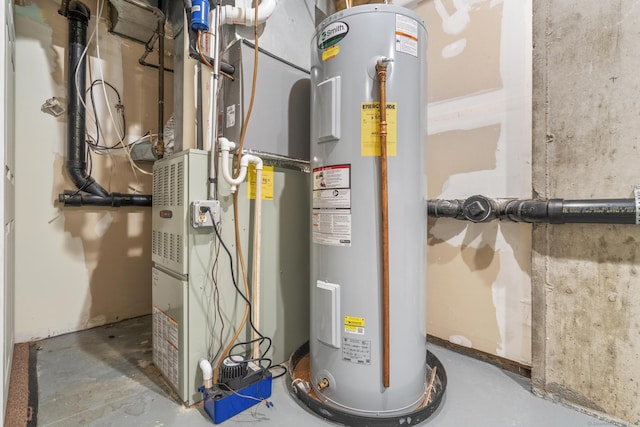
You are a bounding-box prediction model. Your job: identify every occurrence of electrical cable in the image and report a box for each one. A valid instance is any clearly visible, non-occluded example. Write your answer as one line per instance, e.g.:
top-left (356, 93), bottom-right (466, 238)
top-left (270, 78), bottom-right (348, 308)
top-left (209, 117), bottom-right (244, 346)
top-left (269, 364), bottom-right (287, 379)
top-left (209, 217), bottom-right (225, 364)
top-left (94, 0), bottom-right (151, 179)
top-left (209, 210), bottom-right (272, 371)
top-left (86, 79), bottom-right (127, 151)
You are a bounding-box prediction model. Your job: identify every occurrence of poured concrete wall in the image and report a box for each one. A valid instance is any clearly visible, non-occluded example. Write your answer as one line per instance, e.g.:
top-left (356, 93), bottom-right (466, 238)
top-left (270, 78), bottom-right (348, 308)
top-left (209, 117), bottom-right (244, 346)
top-left (532, 1), bottom-right (640, 424)
top-left (415, 0), bottom-right (533, 364)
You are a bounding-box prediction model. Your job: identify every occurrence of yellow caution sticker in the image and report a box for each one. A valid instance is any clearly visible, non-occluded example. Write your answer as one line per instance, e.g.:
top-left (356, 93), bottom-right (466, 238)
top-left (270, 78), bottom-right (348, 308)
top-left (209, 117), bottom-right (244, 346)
top-left (322, 45), bottom-right (340, 61)
top-left (361, 102), bottom-right (397, 156)
top-left (344, 316), bottom-right (365, 335)
top-left (248, 165), bottom-right (274, 200)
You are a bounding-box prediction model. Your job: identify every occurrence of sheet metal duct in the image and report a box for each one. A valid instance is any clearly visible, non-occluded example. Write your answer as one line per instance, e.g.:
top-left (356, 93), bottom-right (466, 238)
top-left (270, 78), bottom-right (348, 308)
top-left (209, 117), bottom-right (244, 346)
top-left (107, 0), bottom-right (159, 43)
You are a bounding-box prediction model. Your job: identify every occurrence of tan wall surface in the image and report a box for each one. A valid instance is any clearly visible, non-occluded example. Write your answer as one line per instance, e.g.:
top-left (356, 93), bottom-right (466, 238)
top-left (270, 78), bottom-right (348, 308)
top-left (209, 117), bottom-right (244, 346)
top-left (416, 0), bottom-right (532, 364)
top-left (14, 0), bottom-right (172, 341)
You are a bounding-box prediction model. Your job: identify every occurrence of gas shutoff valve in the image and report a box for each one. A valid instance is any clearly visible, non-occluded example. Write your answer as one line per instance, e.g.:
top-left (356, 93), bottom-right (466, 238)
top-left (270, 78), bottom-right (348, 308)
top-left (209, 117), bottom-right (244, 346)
top-left (191, 200), bottom-right (220, 228)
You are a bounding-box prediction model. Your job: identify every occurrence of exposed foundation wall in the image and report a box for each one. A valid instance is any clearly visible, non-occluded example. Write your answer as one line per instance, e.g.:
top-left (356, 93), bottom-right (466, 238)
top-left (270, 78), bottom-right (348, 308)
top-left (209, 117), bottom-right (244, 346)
top-left (14, 0), bottom-right (172, 341)
top-left (532, 1), bottom-right (640, 424)
top-left (415, 0), bottom-right (533, 364)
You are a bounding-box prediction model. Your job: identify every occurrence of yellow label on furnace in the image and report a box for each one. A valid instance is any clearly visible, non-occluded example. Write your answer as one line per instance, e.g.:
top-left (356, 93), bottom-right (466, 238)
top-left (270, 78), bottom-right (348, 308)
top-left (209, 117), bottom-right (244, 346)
top-left (361, 102), bottom-right (397, 156)
top-left (248, 165), bottom-right (274, 200)
top-left (322, 45), bottom-right (340, 61)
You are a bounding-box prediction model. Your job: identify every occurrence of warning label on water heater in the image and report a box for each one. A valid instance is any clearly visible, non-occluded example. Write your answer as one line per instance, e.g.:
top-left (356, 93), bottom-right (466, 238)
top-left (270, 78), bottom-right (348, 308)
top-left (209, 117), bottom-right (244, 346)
top-left (312, 165), bottom-right (351, 247)
top-left (395, 14), bottom-right (419, 57)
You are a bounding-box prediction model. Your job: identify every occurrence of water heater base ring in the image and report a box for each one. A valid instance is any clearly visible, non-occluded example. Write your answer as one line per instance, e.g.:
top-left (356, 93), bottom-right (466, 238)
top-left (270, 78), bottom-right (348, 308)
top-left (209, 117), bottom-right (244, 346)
top-left (287, 342), bottom-right (447, 426)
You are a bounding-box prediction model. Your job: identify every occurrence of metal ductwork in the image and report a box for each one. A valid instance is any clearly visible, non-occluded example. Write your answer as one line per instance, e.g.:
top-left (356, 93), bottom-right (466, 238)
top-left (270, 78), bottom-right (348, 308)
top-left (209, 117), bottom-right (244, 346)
top-left (59, 0), bottom-right (152, 207)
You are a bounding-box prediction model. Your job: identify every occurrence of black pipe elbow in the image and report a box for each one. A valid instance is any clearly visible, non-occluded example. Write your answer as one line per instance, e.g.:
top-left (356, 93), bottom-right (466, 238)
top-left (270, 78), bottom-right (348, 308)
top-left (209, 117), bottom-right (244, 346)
top-left (65, 166), bottom-right (110, 198)
top-left (67, 0), bottom-right (90, 23)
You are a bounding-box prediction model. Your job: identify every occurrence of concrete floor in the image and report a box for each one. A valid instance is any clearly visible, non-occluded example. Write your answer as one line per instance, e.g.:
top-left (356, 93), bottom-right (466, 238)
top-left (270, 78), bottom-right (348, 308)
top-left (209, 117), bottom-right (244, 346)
top-left (34, 316), bottom-right (616, 427)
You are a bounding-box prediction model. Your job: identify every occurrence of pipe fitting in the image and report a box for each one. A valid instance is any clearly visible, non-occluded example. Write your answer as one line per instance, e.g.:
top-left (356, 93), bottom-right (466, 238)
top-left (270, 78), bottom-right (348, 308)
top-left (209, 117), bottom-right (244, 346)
top-left (219, 137), bottom-right (264, 192)
top-left (199, 358), bottom-right (214, 389)
top-left (317, 378), bottom-right (330, 391)
top-left (221, 0), bottom-right (278, 26)
top-left (461, 195), bottom-right (498, 223)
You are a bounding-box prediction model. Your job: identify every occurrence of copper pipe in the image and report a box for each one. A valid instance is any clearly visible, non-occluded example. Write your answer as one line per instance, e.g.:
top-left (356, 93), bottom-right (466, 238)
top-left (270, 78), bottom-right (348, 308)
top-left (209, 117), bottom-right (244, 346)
top-left (376, 59), bottom-right (390, 389)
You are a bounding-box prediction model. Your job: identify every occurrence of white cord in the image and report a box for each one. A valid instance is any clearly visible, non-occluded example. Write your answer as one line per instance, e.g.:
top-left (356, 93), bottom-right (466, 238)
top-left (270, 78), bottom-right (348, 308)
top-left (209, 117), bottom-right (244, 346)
top-left (94, 0), bottom-right (151, 179)
top-left (72, 0), bottom-right (151, 186)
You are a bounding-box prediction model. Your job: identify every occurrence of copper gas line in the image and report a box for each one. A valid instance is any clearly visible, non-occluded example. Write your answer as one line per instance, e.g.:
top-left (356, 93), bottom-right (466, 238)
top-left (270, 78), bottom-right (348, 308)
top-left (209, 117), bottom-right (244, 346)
top-left (376, 57), bottom-right (392, 389)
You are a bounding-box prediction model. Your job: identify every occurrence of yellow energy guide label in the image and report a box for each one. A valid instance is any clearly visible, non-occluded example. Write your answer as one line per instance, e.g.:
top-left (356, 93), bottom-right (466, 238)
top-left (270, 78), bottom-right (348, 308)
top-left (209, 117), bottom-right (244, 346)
top-left (361, 102), bottom-right (397, 156)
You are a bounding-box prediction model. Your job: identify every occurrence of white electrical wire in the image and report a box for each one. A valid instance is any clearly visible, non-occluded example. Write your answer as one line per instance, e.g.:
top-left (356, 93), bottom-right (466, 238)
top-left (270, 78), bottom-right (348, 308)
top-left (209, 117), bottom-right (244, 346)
top-left (94, 0), bottom-right (151, 179)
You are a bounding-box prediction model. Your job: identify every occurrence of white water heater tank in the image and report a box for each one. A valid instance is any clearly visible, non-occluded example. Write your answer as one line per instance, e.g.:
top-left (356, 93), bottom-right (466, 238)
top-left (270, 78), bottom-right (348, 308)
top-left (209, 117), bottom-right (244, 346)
top-left (309, 4), bottom-right (428, 417)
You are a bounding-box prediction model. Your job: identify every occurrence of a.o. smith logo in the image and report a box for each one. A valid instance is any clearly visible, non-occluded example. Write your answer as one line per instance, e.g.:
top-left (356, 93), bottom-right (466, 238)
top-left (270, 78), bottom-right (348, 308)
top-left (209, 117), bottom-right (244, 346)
top-left (318, 22), bottom-right (349, 49)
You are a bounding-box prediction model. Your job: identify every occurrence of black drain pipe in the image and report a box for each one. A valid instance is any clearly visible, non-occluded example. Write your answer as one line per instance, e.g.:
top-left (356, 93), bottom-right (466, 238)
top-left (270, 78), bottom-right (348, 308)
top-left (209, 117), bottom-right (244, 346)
top-left (427, 195), bottom-right (637, 224)
top-left (59, 1), bottom-right (151, 207)
top-left (60, 191), bottom-right (152, 207)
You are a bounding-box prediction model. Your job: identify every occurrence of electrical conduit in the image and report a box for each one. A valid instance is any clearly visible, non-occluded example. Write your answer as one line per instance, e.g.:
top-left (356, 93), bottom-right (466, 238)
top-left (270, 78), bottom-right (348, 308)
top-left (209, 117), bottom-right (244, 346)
top-left (208, 3), bottom-right (222, 199)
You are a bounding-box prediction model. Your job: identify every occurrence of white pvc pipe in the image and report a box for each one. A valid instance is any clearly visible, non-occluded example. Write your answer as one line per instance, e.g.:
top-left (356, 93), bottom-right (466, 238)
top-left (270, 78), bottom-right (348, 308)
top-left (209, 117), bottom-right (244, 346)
top-left (220, 0), bottom-right (277, 26)
top-left (252, 166), bottom-right (262, 360)
top-left (199, 358), bottom-right (214, 389)
top-left (219, 137), bottom-right (262, 192)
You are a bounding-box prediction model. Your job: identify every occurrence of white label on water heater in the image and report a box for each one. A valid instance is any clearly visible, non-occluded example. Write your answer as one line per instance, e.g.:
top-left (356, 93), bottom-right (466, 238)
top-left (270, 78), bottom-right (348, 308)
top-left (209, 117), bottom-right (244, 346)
top-left (313, 165), bottom-right (352, 247)
top-left (395, 14), bottom-right (419, 57)
top-left (342, 337), bottom-right (371, 365)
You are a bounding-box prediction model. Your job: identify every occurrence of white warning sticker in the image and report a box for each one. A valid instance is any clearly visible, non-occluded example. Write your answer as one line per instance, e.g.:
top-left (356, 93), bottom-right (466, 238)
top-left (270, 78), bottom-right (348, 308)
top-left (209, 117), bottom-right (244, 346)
top-left (342, 337), bottom-right (371, 365)
top-left (313, 188), bottom-right (350, 209)
top-left (313, 165), bottom-right (351, 247)
top-left (395, 14), bottom-right (419, 57)
top-left (226, 104), bottom-right (236, 128)
top-left (312, 211), bottom-right (351, 246)
top-left (313, 164), bottom-right (350, 190)
top-left (152, 306), bottom-right (179, 390)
